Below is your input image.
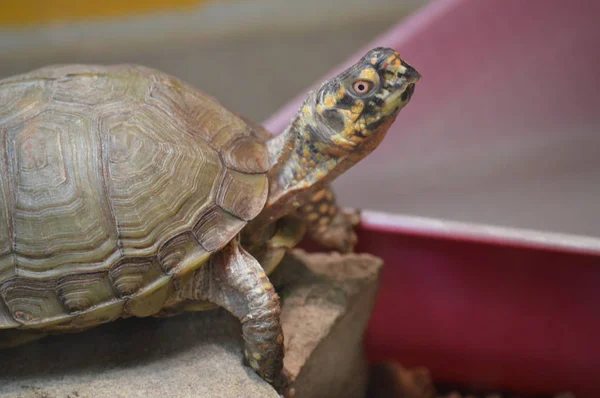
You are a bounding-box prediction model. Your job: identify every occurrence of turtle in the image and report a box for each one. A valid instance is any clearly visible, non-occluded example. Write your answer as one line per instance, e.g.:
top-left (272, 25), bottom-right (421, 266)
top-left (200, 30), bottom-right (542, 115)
top-left (0, 47), bottom-right (420, 391)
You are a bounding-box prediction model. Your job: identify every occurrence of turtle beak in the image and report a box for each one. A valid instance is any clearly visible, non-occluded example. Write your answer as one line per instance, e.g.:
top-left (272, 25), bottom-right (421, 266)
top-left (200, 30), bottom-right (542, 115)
top-left (402, 61), bottom-right (421, 84)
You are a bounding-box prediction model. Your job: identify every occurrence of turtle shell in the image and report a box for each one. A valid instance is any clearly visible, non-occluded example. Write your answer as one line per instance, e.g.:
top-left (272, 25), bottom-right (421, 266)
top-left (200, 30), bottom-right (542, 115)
top-left (0, 64), bottom-right (270, 332)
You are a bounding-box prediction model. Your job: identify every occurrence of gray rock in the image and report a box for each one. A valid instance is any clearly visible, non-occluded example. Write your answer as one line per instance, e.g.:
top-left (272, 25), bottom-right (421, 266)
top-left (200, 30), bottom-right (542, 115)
top-left (0, 250), bottom-right (382, 398)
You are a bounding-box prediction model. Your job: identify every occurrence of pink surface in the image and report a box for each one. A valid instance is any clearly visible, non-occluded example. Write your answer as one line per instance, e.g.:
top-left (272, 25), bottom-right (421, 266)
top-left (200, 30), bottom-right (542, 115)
top-left (356, 226), bottom-right (600, 397)
top-left (265, 0), bottom-right (600, 239)
top-left (265, 0), bottom-right (600, 396)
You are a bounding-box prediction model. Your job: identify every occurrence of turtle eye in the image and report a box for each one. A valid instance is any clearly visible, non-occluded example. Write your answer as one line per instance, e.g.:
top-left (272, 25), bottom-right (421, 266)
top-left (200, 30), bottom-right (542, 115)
top-left (352, 80), bottom-right (374, 96)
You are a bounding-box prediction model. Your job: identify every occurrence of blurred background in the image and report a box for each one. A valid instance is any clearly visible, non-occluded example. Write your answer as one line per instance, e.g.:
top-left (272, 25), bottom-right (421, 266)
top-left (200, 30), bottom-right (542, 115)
top-left (2, 1), bottom-right (600, 396)
top-left (0, 0), bottom-right (427, 122)
top-left (3, 0), bottom-right (599, 239)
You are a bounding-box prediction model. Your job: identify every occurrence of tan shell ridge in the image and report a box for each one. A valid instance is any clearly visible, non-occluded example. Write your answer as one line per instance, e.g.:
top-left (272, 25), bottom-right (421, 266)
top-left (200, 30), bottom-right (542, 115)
top-left (0, 64), bottom-right (269, 331)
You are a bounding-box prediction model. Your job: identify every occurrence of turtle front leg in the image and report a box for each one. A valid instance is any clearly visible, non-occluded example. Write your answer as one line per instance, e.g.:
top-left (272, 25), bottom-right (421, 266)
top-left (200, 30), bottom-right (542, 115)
top-left (298, 185), bottom-right (360, 253)
top-left (189, 238), bottom-right (287, 391)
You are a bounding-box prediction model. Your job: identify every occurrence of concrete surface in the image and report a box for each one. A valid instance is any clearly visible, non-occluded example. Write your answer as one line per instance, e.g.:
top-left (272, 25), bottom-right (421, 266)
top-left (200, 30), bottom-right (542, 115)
top-left (272, 250), bottom-right (383, 398)
top-left (0, 250), bottom-right (383, 398)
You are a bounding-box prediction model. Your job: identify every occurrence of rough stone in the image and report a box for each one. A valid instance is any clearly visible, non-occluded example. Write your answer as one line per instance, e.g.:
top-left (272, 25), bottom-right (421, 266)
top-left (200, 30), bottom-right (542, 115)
top-left (0, 249), bottom-right (382, 398)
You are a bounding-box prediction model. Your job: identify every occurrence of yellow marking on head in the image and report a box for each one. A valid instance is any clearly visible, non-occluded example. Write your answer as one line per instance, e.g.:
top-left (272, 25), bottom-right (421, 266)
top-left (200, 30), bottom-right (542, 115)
top-left (370, 57), bottom-right (378, 65)
top-left (336, 85), bottom-right (347, 99)
top-left (258, 272), bottom-right (267, 279)
top-left (323, 93), bottom-right (336, 108)
top-left (351, 101), bottom-right (364, 115)
top-left (307, 213), bottom-right (319, 222)
top-left (249, 359), bottom-right (260, 370)
top-left (302, 105), bottom-right (312, 116)
top-left (359, 68), bottom-right (378, 81)
top-left (326, 146), bottom-right (349, 157)
top-left (330, 135), bottom-right (356, 150)
top-left (263, 282), bottom-right (273, 290)
top-left (386, 54), bottom-right (398, 64)
top-left (350, 135), bottom-right (363, 145)
top-left (252, 353), bottom-right (262, 360)
top-left (365, 113), bottom-right (384, 126)
top-left (314, 142), bottom-right (327, 152)
top-left (312, 189), bottom-right (326, 202)
top-left (339, 109), bottom-right (355, 122)
top-left (318, 204), bottom-right (329, 214)
top-left (383, 56), bottom-right (407, 75)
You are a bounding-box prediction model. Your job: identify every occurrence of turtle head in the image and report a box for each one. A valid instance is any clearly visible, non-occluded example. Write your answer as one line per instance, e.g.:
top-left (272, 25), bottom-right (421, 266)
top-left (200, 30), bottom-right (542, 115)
top-left (311, 47), bottom-right (421, 158)
top-left (263, 47), bottom-right (420, 217)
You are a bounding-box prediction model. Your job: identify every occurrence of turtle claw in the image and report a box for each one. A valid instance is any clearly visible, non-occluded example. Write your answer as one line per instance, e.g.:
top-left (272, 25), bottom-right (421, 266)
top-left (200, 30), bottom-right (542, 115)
top-left (273, 368), bottom-right (296, 398)
top-left (279, 386), bottom-right (296, 398)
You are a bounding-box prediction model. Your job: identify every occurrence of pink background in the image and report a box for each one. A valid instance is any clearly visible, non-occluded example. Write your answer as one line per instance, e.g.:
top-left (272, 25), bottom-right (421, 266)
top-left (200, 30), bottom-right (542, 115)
top-left (265, 0), bottom-right (600, 396)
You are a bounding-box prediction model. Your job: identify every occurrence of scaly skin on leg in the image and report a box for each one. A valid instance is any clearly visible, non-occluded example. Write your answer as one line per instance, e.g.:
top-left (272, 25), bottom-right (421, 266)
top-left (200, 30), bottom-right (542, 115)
top-left (187, 238), bottom-right (287, 390)
top-left (297, 185), bottom-right (361, 253)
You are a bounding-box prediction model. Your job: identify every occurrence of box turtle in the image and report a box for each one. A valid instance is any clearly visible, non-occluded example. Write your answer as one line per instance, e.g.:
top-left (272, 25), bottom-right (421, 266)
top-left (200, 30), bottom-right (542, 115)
top-left (0, 47), bottom-right (420, 392)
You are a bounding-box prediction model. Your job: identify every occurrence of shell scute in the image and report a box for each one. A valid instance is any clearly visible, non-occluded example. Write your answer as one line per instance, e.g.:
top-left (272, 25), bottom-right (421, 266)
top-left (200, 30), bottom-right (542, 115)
top-left (0, 78), bottom-right (50, 126)
top-left (125, 275), bottom-right (173, 318)
top-left (109, 257), bottom-right (164, 298)
top-left (0, 277), bottom-right (64, 326)
top-left (101, 104), bottom-right (222, 257)
top-left (52, 72), bottom-right (148, 108)
top-left (192, 206), bottom-right (246, 252)
top-left (217, 170), bottom-right (268, 221)
top-left (7, 108), bottom-right (119, 277)
top-left (47, 299), bottom-right (125, 332)
top-left (0, 297), bottom-right (18, 329)
top-left (147, 76), bottom-right (270, 174)
top-left (220, 135), bottom-right (270, 174)
top-left (146, 76), bottom-right (225, 142)
top-left (157, 232), bottom-right (211, 277)
top-left (0, 142), bottom-right (14, 282)
top-left (0, 64), bottom-right (271, 331)
top-left (56, 271), bottom-right (115, 313)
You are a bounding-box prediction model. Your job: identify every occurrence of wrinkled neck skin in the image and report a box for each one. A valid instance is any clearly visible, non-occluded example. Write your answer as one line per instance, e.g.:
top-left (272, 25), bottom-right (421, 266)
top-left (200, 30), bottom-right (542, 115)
top-left (250, 90), bottom-right (395, 227)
